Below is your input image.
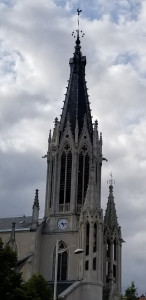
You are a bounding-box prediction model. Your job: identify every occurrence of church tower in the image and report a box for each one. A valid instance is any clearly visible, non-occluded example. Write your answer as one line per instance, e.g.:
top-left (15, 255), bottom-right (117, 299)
top-left (0, 11), bottom-right (123, 300)
top-left (39, 10), bottom-right (122, 300)
top-left (103, 176), bottom-right (122, 300)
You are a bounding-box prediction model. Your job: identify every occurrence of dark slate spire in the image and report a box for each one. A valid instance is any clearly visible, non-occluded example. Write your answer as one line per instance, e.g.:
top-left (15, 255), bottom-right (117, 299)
top-left (60, 10), bottom-right (93, 140)
top-left (104, 177), bottom-right (119, 230)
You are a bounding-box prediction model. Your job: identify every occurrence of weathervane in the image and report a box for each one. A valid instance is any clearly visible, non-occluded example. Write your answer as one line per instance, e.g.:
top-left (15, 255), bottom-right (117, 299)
top-left (107, 172), bottom-right (115, 186)
top-left (72, 8), bottom-right (85, 40)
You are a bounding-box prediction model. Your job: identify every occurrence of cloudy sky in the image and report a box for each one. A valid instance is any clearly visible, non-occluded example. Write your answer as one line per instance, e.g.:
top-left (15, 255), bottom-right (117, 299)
top-left (0, 0), bottom-right (146, 294)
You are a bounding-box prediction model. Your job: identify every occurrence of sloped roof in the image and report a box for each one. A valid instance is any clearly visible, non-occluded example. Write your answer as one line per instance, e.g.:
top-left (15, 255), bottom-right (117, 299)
top-left (0, 216), bottom-right (32, 232)
top-left (60, 37), bottom-right (93, 139)
top-left (104, 184), bottom-right (119, 230)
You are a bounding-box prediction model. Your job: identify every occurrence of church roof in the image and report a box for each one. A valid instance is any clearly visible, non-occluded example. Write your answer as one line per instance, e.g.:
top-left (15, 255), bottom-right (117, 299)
top-left (0, 216), bottom-right (33, 232)
top-left (0, 216), bottom-right (44, 232)
top-left (59, 36), bottom-right (93, 139)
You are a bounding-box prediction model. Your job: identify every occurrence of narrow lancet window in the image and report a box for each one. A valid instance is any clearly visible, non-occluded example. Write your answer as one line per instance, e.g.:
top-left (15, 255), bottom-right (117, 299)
top-left (53, 241), bottom-right (68, 281)
top-left (59, 152), bottom-right (66, 205)
top-left (50, 159), bottom-right (54, 208)
top-left (93, 223), bottom-right (97, 252)
top-left (114, 240), bottom-right (116, 260)
top-left (86, 222), bottom-right (90, 256)
top-left (85, 260), bottom-right (89, 270)
top-left (65, 151), bottom-right (72, 203)
top-left (77, 145), bottom-right (90, 207)
top-left (93, 257), bottom-right (96, 270)
top-left (59, 145), bottom-right (72, 211)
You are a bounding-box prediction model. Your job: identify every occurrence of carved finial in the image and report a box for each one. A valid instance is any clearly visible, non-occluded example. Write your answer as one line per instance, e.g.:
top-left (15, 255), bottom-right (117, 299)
top-left (94, 120), bottom-right (98, 130)
top-left (77, 8), bottom-right (82, 31)
top-left (55, 117), bottom-right (58, 127)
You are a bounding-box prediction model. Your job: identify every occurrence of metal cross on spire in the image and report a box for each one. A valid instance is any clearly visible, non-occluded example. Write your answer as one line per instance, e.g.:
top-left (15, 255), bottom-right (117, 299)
top-left (107, 172), bottom-right (115, 186)
top-left (72, 8), bottom-right (85, 41)
top-left (77, 8), bottom-right (82, 30)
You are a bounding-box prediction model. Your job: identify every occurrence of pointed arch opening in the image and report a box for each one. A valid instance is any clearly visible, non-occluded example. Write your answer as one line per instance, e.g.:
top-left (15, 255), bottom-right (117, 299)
top-left (93, 223), bottom-right (97, 253)
top-left (49, 158), bottom-right (54, 209)
top-left (114, 239), bottom-right (116, 261)
top-left (53, 241), bottom-right (68, 281)
top-left (86, 222), bottom-right (90, 256)
top-left (113, 239), bottom-right (117, 282)
top-left (77, 145), bottom-right (90, 211)
top-left (59, 144), bottom-right (72, 212)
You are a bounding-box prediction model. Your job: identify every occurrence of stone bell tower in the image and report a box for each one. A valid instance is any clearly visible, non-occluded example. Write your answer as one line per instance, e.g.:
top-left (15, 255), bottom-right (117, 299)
top-left (40, 9), bottom-right (103, 289)
top-left (38, 10), bottom-right (122, 300)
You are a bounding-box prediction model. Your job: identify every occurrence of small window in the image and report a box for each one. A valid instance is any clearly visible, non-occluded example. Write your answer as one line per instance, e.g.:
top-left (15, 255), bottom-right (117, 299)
top-left (93, 257), bottom-right (96, 270)
top-left (114, 240), bottom-right (116, 260)
top-left (113, 265), bottom-right (116, 281)
top-left (85, 260), bottom-right (89, 270)
top-left (86, 223), bottom-right (90, 256)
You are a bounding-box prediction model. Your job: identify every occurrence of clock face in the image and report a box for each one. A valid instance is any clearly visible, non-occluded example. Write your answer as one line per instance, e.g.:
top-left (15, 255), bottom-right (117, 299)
top-left (57, 218), bottom-right (68, 229)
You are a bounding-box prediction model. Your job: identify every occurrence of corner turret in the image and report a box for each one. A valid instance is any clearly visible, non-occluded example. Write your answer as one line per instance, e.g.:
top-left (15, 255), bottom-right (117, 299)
top-left (5, 222), bottom-right (18, 253)
top-left (103, 174), bottom-right (122, 300)
top-left (31, 189), bottom-right (39, 230)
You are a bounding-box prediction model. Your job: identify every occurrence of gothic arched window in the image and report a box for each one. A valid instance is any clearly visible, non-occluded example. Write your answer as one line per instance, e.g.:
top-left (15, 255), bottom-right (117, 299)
top-left (114, 239), bottom-right (116, 260)
top-left (77, 145), bottom-right (90, 207)
top-left (59, 144), bottom-right (72, 211)
top-left (49, 158), bottom-right (54, 208)
top-left (53, 241), bottom-right (68, 281)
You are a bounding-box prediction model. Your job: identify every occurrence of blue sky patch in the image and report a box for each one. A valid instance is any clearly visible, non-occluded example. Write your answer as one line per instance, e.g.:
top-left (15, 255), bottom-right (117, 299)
top-left (54, 0), bottom-right (141, 23)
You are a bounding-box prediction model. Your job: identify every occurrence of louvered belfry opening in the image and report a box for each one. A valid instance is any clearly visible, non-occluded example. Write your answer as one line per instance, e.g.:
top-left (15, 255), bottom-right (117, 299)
top-left (77, 145), bottom-right (89, 209)
top-left (49, 159), bottom-right (54, 208)
top-left (59, 144), bottom-right (72, 212)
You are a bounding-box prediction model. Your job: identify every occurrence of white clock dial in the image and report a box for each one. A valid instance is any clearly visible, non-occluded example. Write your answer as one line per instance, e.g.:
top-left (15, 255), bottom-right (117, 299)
top-left (57, 218), bottom-right (68, 229)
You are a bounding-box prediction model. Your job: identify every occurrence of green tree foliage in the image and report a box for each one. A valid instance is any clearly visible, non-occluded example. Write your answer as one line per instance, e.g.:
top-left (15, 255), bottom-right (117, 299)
top-left (124, 281), bottom-right (138, 300)
top-left (0, 238), bottom-right (53, 300)
top-left (22, 273), bottom-right (53, 300)
top-left (0, 238), bottom-right (23, 300)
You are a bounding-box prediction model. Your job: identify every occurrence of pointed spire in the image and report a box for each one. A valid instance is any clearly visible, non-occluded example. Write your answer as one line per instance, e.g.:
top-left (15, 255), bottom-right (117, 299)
top-left (104, 174), bottom-right (118, 230)
top-left (31, 189), bottom-right (39, 230)
top-left (83, 166), bottom-right (100, 212)
top-left (33, 189), bottom-right (39, 208)
top-left (60, 9), bottom-right (93, 140)
top-left (72, 9), bottom-right (84, 48)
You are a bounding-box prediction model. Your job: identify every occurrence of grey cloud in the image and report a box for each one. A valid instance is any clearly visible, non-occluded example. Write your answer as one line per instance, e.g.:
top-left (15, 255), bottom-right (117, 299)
top-left (0, 0), bottom-right (146, 294)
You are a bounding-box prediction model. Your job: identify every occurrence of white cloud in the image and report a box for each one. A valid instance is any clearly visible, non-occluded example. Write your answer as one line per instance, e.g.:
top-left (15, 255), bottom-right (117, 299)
top-left (0, 0), bottom-right (146, 294)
